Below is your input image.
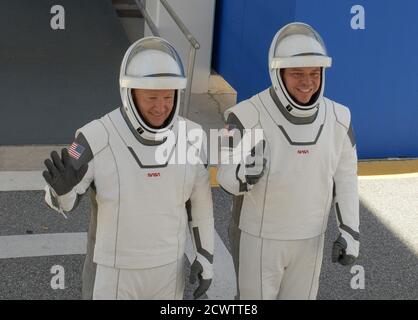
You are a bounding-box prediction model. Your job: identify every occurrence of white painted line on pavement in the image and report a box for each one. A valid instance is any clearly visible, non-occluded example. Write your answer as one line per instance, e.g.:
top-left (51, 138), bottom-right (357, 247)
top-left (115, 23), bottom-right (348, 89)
top-left (0, 171), bottom-right (45, 191)
top-left (0, 232), bottom-right (87, 259)
top-left (358, 172), bottom-right (418, 180)
top-left (359, 178), bottom-right (418, 255)
top-left (0, 230), bottom-right (236, 299)
top-left (0, 170), bottom-right (236, 298)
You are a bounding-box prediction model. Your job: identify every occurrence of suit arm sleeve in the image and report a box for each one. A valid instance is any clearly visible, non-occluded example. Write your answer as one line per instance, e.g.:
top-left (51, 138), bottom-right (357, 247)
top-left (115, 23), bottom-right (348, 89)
top-left (217, 113), bottom-right (251, 195)
top-left (187, 131), bottom-right (214, 279)
top-left (333, 122), bottom-right (360, 257)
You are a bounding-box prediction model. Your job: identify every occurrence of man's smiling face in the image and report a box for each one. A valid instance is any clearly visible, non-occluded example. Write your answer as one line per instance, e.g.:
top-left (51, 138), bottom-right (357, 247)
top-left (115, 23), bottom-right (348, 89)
top-left (282, 67), bottom-right (321, 104)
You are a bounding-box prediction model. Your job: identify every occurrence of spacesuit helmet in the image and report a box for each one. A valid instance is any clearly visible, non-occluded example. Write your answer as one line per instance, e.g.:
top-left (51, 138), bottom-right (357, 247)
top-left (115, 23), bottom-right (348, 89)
top-left (268, 22), bottom-right (332, 117)
top-left (120, 37), bottom-right (187, 141)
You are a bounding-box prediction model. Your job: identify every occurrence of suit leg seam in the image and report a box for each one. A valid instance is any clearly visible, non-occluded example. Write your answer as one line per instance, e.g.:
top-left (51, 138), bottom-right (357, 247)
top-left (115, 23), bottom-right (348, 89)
top-left (308, 235), bottom-right (323, 299)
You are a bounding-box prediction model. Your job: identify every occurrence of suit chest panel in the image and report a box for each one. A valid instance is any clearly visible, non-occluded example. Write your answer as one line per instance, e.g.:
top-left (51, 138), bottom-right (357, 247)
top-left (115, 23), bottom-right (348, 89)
top-left (254, 95), bottom-right (339, 180)
top-left (93, 116), bottom-right (191, 209)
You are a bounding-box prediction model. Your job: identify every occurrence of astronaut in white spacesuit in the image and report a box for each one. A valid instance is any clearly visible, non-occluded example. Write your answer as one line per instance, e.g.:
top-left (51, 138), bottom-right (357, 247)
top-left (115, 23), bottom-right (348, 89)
top-left (217, 22), bottom-right (360, 300)
top-left (43, 37), bottom-right (214, 300)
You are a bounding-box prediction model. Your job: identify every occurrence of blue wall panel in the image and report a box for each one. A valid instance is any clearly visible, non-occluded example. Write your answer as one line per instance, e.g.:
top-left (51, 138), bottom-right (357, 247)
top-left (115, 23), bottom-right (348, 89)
top-left (212, 0), bottom-right (418, 159)
top-left (213, 0), bottom-right (295, 100)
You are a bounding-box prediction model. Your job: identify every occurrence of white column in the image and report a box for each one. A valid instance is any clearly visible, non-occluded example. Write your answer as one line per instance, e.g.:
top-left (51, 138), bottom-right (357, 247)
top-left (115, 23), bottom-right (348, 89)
top-left (145, 0), bottom-right (216, 93)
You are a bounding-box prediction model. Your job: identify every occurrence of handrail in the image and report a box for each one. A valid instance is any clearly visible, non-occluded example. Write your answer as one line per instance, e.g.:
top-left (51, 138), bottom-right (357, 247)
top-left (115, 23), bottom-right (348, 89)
top-left (134, 0), bottom-right (160, 37)
top-left (134, 0), bottom-right (200, 118)
top-left (159, 0), bottom-right (200, 50)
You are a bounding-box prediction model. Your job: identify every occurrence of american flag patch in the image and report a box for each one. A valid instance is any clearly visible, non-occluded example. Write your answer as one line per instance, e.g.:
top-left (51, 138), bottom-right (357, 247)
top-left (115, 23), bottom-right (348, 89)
top-left (68, 142), bottom-right (85, 160)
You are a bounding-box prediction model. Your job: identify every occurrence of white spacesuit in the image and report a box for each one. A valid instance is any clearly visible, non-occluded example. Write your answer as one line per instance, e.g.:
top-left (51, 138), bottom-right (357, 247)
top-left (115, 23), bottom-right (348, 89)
top-left (43, 37), bottom-right (214, 300)
top-left (217, 23), bottom-right (359, 299)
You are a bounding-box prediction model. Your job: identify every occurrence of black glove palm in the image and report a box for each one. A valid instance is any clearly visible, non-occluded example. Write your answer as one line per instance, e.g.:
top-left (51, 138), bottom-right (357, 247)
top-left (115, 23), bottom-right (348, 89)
top-left (237, 140), bottom-right (267, 186)
top-left (189, 259), bottom-right (212, 299)
top-left (332, 234), bottom-right (357, 266)
top-left (43, 148), bottom-right (88, 196)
